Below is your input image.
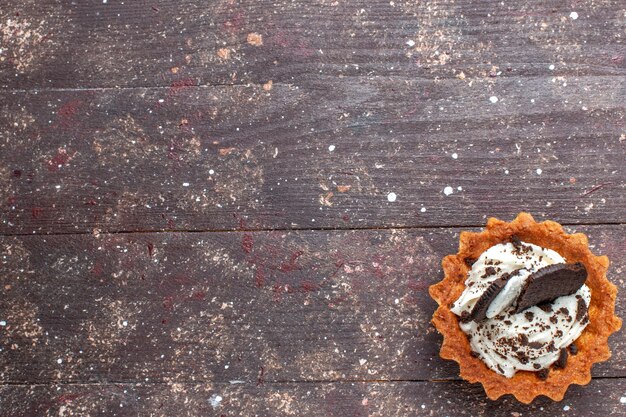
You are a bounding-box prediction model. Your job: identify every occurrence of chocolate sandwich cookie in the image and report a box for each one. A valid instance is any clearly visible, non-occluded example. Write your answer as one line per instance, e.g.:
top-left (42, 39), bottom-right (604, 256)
top-left (515, 263), bottom-right (587, 313)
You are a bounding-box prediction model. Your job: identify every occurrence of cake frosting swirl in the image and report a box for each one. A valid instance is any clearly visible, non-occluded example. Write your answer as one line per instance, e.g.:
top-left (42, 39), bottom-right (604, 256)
top-left (451, 240), bottom-right (590, 378)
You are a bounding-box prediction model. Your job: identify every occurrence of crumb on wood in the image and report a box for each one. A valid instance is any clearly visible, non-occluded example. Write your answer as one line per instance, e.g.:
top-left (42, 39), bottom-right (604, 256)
top-left (247, 33), bottom-right (263, 46)
top-left (217, 48), bottom-right (231, 60)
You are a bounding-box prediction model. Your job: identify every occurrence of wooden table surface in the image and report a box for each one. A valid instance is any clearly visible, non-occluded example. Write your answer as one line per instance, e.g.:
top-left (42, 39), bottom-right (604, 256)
top-left (1, 1), bottom-right (624, 416)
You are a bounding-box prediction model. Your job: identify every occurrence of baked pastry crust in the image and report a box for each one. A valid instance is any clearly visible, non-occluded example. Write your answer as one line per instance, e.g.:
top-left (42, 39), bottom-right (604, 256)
top-left (428, 212), bottom-right (621, 403)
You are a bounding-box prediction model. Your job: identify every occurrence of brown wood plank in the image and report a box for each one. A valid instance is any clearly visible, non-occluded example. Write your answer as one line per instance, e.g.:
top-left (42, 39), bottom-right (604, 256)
top-left (1, 379), bottom-right (625, 417)
top-left (1, 78), bottom-right (624, 234)
top-left (1, 225), bottom-right (623, 384)
top-left (0, 0), bottom-right (624, 89)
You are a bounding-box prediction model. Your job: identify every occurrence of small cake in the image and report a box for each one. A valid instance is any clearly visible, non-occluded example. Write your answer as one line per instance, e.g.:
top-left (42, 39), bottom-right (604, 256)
top-left (429, 213), bottom-right (621, 403)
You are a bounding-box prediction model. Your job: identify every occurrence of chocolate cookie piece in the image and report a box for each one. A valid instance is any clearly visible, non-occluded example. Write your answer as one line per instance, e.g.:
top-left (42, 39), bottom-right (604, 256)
top-left (537, 368), bottom-right (550, 380)
top-left (510, 235), bottom-right (523, 248)
top-left (468, 273), bottom-right (514, 322)
top-left (464, 257), bottom-right (477, 267)
top-left (459, 311), bottom-right (472, 324)
top-left (514, 263), bottom-right (587, 314)
top-left (553, 348), bottom-right (568, 369)
top-left (575, 296), bottom-right (588, 322)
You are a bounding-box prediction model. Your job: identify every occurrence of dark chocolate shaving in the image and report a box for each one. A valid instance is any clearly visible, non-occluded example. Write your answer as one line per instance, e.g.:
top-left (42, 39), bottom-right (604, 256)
top-left (510, 235), bottom-right (522, 248)
top-left (518, 333), bottom-right (529, 346)
top-left (537, 368), bottom-right (550, 380)
top-left (581, 313), bottom-right (590, 325)
top-left (575, 297), bottom-right (588, 322)
top-left (553, 348), bottom-right (568, 369)
top-left (459, 311), bottom-right (472, 324)
top-left (514, 262), bottom-right (587, 313)
top-left (464, 257), bottom-right (477, 267)
top-left (568, 344), bottom-right (578, 355)
top-left (516, 353), bottom-right (529, 364)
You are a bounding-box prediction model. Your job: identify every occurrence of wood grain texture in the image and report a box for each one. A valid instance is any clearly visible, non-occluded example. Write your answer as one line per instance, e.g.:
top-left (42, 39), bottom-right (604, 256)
top-left (1, 78), bottom-right (623, 234)
top-left (0, 0), bottom-right (624, 89)
top-left (1, 379), bottom-right (626, 417)
top-left (1, 225), bottom-right (623, 384)
top-left (2, 0), bottom-right (625, 415)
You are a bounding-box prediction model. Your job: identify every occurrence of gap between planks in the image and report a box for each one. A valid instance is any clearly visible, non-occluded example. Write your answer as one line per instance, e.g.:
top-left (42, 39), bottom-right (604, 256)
top-left (1, 221), bottom-right (625, 238)
top-left (1, 82), bottom-right (278, 94)
top-left (1, 375), bottom-right (624, 387)
top-left (2, 73), bottom-right (624, 94)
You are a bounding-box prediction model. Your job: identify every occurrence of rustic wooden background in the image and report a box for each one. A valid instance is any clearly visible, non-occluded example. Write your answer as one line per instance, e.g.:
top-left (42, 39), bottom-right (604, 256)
top-left (1, 0), bottom-right (624, 416)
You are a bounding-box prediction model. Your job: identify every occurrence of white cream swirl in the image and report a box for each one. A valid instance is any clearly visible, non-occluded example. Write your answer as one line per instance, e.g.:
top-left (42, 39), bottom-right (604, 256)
top-left (451, 241), bottom-right (590, 378)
